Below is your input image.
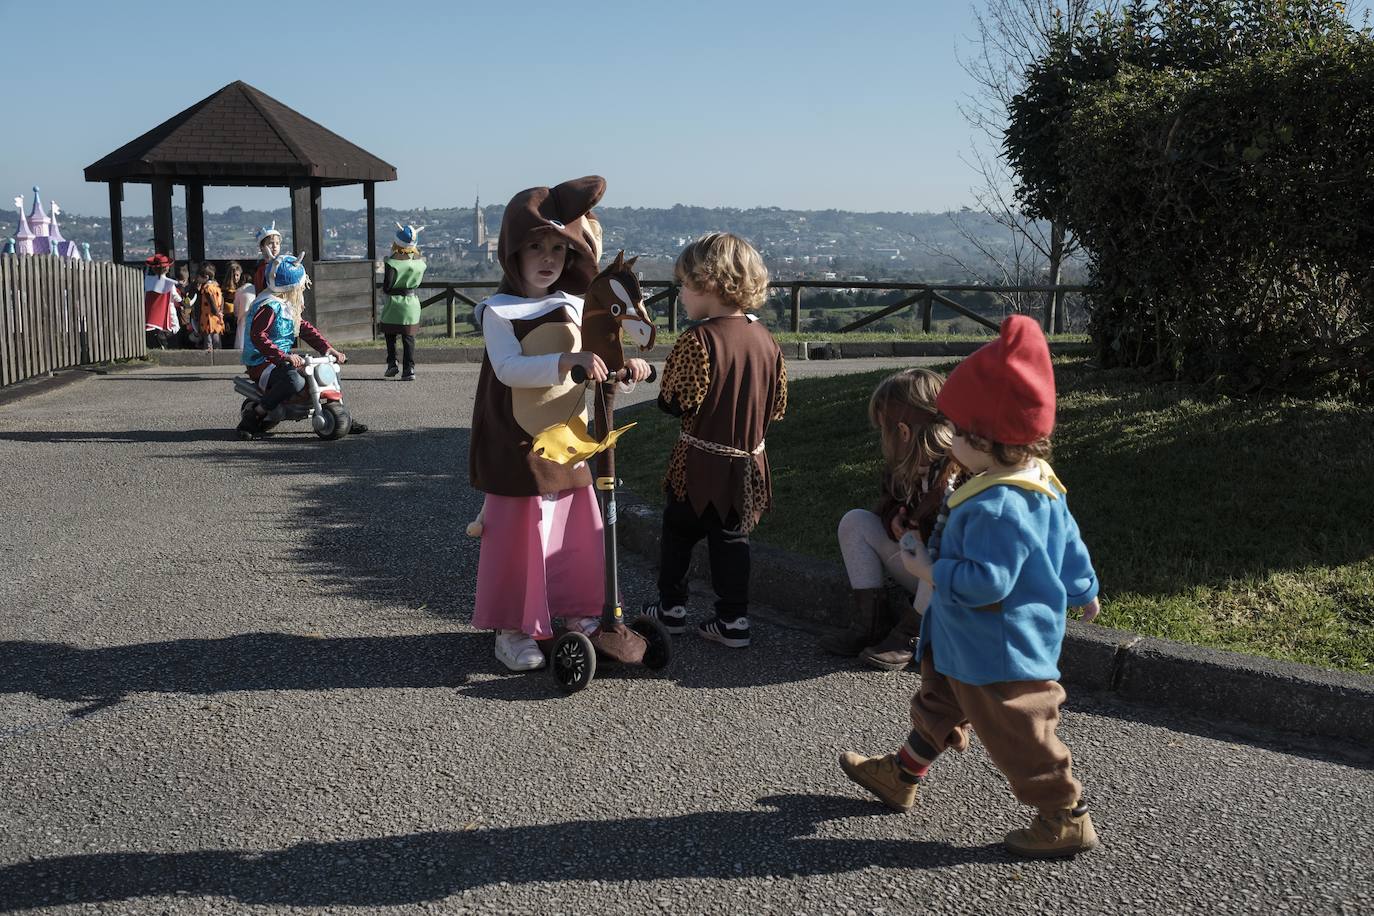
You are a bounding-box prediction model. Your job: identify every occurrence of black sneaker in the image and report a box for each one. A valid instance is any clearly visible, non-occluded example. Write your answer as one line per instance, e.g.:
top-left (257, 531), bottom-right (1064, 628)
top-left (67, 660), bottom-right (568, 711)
top-left (384, 364), bottom-right (400, 378)
top-left (698, 615), bottom-right (750, 648)
top-left (641, 600), bottom-right (687, 635)
top-left (235, 410), bottom-right (264, 440)
top-left (401, 369), bottom-right (416, 381)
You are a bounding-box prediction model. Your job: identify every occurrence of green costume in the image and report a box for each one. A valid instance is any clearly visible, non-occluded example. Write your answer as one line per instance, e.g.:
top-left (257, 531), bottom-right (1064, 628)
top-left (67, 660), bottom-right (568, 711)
top-left (379, 256), bottom-right (426, 328)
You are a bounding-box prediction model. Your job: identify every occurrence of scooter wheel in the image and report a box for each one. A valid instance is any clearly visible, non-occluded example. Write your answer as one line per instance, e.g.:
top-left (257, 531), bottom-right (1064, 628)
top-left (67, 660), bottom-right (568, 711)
top-left (551, 632), bottom-right (597, 692)
top-left (630, 615), bottom-right (673, 671)
top-left (316, 402), bottom-right (351, 440)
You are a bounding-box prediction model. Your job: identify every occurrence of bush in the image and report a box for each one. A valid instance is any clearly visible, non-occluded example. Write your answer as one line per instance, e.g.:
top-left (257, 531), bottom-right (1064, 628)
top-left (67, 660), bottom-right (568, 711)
top-left (1006, 1), bottom-right (1373, 398)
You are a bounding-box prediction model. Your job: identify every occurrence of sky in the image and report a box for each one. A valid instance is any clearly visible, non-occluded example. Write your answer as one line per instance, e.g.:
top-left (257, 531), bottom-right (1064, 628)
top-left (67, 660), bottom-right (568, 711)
top-left (4, 0), bottom-right (1370, 220)
top-left (0, 0), bottom-right (996, 218)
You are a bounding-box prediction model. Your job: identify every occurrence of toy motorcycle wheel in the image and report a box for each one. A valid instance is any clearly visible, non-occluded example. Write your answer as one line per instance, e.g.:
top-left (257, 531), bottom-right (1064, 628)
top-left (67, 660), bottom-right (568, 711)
top-left (315, 402), bottom-right (352, 440)
top-left (551, 631), bottom-right (597, 692)
top-left (630, 615), bottom-right (673, 671)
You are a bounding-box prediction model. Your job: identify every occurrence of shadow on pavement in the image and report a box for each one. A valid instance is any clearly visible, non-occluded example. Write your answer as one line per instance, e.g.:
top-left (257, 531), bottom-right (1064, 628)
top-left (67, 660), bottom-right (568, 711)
top-left (0, 794), bottom-right (1004, 911)
top-left (0, 633), bottom-right (486, 713)
top-left (0, 429), bottom-right (240, 443)
top-left (207, 427), bottom-right (476, 618)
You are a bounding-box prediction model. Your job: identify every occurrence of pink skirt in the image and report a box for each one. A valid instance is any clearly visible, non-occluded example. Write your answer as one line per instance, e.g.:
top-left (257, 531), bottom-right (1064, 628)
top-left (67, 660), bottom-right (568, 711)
top-left (472, 486), bottom-right (605, 639)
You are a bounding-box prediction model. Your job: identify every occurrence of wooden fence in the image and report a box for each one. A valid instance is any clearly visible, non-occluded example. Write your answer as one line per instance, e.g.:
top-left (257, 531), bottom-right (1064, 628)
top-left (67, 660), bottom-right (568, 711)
top-left (0, 255), bottom-right (145, 388)
top-left (379, 279), bottom-right (1089, 338)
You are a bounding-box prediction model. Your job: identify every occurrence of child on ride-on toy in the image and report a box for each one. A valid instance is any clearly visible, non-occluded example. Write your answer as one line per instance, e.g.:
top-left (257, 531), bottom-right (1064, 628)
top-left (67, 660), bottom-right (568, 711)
top-left (236, 254), bottom-right (368, 439)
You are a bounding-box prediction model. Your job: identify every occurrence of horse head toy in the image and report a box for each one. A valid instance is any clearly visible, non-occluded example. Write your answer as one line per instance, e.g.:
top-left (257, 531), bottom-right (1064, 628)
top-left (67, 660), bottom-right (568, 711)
top-left (580, 250), bottom-right (656, 371)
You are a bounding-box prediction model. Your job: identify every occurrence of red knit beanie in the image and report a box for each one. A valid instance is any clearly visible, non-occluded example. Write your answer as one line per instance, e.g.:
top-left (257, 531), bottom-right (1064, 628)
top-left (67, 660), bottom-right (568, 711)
top-left (936, 315), bottom-right (1055, 445)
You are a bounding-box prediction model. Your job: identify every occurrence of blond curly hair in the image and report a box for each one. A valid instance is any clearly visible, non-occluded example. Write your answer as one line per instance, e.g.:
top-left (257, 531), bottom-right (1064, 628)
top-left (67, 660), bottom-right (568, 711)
top-left (674, 232), bottom-right (769, 311)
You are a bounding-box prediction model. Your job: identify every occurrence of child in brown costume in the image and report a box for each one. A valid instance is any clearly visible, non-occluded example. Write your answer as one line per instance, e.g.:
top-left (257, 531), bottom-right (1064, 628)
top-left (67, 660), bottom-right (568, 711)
top-left (820, 368), bottom-right (965, 670)
top-left (642, 233), bottom-right (787, 648)
top-left (196, 263), bottom-right (226, 350)
top-left (838, 316), bottom-right (1102, 859)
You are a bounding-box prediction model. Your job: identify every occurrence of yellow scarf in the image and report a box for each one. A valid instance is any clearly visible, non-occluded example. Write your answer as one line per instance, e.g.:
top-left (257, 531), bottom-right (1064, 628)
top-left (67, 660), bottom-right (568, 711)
top-left (947, 458), bottom-right (1065, 509)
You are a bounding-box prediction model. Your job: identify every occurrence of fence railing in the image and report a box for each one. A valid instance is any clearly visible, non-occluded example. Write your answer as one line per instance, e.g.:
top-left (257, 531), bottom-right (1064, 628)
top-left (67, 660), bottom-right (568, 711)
top-left (380, 279), bottom-right (1089, 338)
top-left (1, 255), bottom-right (146, 388)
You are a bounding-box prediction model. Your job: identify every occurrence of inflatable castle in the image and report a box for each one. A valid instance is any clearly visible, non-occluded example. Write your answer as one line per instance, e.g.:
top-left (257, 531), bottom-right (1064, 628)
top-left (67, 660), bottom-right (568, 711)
top-left (5, 187), bottom-right (91, 260)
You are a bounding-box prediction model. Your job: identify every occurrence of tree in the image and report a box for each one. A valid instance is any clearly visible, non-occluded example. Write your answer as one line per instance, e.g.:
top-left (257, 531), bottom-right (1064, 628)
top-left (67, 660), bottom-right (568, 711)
top-left (920, 0), bottom-right (1118, 331)
top-left (1004, 0), bottom-right (1372, 395)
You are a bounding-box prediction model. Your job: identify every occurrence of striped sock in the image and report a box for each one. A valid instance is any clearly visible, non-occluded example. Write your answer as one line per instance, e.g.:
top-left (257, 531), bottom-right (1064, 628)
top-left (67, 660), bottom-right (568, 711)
top-left (896, 731), bottom-right (937, 782)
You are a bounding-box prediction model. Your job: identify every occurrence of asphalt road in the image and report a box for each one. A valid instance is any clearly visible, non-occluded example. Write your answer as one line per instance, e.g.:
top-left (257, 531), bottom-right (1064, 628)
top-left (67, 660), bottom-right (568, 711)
top-left (0, 361), bottom-right (1369, 916)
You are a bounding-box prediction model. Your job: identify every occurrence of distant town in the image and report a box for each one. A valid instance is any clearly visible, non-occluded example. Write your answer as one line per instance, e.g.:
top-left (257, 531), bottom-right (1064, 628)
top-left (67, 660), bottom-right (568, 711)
top-left (46, 198), bottom-right (1078, 287)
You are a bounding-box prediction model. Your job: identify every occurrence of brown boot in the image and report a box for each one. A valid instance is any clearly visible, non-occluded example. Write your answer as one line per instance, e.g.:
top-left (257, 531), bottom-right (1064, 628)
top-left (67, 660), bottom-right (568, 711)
top-left (819, 588), bottom-right (890, 656)
top-left (838, 752), bottom-right (918, 812)
top-left (1004, 804), bottom-right (1099, 858)
top-left (859, 599), bottom-right (921, 671)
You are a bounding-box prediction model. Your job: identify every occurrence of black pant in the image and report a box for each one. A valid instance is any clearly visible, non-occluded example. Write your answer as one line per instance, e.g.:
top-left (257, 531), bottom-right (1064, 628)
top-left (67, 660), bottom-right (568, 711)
top-left (260, 365), bottom-right (305, 411)
top-left (657, 499), bottom-right (750, 622)
top-left (385, 333), bottom-right (415, 372)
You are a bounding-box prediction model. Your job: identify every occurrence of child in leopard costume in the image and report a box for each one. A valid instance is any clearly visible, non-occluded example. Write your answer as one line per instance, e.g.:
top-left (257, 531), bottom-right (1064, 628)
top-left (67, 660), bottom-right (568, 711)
top-left (642, 232), bottom-right (787, 648)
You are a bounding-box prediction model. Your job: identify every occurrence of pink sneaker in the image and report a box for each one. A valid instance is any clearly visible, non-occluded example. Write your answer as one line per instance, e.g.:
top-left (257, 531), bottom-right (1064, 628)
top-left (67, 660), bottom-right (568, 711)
top-left (563, 616), bottom-right (601, 636)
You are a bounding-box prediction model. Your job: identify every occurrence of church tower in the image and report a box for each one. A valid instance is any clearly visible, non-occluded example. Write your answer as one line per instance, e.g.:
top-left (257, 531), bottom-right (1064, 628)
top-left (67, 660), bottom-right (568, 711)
top-left (473, 194), bottom-right (487, 247)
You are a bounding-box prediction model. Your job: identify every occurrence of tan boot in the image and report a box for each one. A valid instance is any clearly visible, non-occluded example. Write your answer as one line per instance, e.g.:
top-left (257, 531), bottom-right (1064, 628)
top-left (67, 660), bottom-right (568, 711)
top-left (820, 588), bottom-right (890, 656)
top-left (1004, 805), bottom-right (1099, 858)
top-left (859, 599), bottom-right (921, 671)
top-left (838, 752), bottom-right (918, 812)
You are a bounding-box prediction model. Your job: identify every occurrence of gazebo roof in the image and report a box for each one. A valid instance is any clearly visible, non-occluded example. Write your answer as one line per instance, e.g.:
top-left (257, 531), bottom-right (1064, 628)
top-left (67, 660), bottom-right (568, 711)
top-left (84, 81), bottom-right (397, 186)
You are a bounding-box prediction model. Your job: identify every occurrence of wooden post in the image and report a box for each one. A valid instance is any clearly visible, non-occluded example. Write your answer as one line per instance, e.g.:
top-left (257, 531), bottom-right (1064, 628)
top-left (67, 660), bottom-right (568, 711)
top-left (364, 181), bottom-right (376, 261)
top-left (667, 285), bottom-right (679, 333)
top-left (790, 283), bottom-right (802, 333)
top-left (108, 182), bottom-right (125, 264)
top-left (185, 183), bottom-right (205, 262)
top-left (365, 182), bottom-right (377, 339)
top-left (290, 182), bottom-right (316, 323)
top-left (922, 288), bottom-right (933, 333)
top-left (309, 179), bottom-right (324, 260)
top-left (446, 289), bottom-right (456, 338)
top-left (151, 178), bottom-right (175, 260)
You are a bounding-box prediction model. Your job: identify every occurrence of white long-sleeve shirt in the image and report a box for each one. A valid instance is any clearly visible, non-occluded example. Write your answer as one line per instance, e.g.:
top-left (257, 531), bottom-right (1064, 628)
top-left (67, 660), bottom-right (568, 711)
top-left (475, 292), bottom-right (584, 389)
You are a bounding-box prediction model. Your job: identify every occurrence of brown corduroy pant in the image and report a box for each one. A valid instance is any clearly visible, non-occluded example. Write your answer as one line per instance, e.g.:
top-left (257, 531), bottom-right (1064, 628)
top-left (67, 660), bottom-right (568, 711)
top-left (909, 650), bottom-right (1082, 813)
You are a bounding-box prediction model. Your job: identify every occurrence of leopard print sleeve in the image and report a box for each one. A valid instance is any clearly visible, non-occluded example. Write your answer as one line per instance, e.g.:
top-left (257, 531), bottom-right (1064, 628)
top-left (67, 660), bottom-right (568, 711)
top-left (771, 352), bottom-right (789, 421)
top-left (659, 330), bottom-right (711, 418)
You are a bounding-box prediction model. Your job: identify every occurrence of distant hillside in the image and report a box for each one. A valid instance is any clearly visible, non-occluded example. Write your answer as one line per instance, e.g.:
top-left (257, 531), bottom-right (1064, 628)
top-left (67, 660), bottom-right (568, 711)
top-left (41, 202), bottom-right (1063, 284)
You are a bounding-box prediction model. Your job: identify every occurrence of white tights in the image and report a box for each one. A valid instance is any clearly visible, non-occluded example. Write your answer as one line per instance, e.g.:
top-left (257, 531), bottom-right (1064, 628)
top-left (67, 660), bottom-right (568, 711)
top-left (836, 508), bottom-right (933, 613)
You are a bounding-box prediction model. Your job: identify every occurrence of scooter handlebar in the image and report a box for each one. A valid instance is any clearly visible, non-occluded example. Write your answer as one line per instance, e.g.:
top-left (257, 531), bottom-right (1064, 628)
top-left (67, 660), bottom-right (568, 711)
top-left (570, 364), bottom-right (658, 385)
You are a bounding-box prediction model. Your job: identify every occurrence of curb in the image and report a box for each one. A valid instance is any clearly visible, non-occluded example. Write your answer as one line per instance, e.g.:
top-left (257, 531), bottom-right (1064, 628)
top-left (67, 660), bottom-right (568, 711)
top-left (0, 369), bottom-right (93, 407)
top-left (0, 360), bottom-right (158, 407)
top-left (615, 487), bottom-right (1374, 745)
top-left (147, 340), bottom-right (1090, 368)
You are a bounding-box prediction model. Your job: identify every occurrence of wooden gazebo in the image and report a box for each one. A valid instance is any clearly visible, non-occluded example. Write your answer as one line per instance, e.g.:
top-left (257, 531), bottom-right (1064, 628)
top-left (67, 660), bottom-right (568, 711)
top-left (84, 81), bottom-right (396, 336)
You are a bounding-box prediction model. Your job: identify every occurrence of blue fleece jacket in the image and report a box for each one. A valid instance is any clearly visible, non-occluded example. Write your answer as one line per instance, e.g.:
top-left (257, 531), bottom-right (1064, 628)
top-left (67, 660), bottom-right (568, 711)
top-left (918, 467), bottom-right (1098, 686)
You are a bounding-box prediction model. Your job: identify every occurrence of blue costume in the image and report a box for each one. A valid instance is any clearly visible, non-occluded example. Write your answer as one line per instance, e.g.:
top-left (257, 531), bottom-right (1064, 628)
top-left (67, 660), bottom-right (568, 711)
top-left (922, 460), bottom-right (1099, 685)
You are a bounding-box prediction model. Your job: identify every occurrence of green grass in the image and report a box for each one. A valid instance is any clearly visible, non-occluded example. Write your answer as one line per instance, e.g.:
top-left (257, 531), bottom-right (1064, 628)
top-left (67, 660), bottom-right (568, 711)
top-left (616, 358), bottom-right (1374, 675)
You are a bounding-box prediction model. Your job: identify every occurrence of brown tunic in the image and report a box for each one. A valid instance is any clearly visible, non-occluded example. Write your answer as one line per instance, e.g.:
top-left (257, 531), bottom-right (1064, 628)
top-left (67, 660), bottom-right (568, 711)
top-left (658, 315), bottom-right (788, 530)
top-left (876, 457), bottom-right (968, 543)
top-left (470, 307), bottom-right (592, 497)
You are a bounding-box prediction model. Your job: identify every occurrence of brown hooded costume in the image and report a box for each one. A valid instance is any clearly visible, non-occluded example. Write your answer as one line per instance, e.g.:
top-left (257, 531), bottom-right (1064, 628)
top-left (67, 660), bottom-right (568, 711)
top-left (469, 176), bottom-right (606, 497)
